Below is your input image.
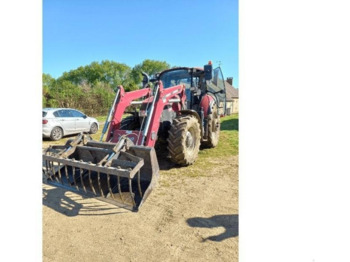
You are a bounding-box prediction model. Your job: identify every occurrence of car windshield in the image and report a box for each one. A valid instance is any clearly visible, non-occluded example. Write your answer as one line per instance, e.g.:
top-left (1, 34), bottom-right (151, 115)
top-left (160, 69), bottom-right (192, 89)
top-left (42, 111), bottom-right (47, 117)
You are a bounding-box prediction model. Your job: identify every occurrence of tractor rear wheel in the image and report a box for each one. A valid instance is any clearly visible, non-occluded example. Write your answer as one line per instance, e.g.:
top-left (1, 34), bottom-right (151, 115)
top-left (202, 104), bottom-right (220, 148)
top-left (167, 115), bottom-right (200, 166)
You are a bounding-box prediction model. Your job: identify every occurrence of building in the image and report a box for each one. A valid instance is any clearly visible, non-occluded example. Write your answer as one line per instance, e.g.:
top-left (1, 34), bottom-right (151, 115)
top-left (225, 77), bottom-right (239, 114)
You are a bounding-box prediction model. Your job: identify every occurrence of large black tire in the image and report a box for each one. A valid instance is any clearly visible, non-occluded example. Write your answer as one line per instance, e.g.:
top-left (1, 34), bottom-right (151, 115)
top-left (50, 127), bottom-right (63, 141)
top-left (120, 116), bottom-right (140, 130)
top-left (167, 115), bottom-right (201, 166)
top-left (202, 104), bottom-right (220, 148)
top-left (89, 123), bottom-right (98, 134)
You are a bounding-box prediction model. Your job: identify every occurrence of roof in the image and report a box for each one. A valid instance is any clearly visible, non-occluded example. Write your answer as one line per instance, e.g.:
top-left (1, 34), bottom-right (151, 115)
top-left (42, 108), bottom-right (75, 111)
top-left (157, 67), bottom-right (204, 78)
top-left (225, 81), bottom-right (239, 100)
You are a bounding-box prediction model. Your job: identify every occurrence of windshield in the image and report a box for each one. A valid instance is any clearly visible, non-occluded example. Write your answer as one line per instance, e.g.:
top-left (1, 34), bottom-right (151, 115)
top-left (159, 69), bottom-right (192, 89)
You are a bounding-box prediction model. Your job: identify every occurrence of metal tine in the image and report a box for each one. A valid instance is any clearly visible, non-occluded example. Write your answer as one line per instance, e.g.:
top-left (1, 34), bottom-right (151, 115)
top-left (49, 161), bottom-right (60, 183)
top-left (129, 178), bottom-right (136, 208)
top-left (45, 160), bottom-right (52, 181)
top-left (117, 175), bottom-right (124, 202)
top-left (57, 162), bottom-right (63, 185)
top-left (107, 174), bottom-right (116, 200)
top-left (80, 167), bottom-right (87, 193)
top-left (97, 171), bottom-right (104, 196)
top-left (64, 165), bottom-right (70, 185)
top-left (47, 161), bottom-right (53, 180)
top-left (88, 169), bottom-right (96, 195)
top-left (137, 170), bottom-right (143, 198)
top-left (72, 165), bottom-right (79, 191)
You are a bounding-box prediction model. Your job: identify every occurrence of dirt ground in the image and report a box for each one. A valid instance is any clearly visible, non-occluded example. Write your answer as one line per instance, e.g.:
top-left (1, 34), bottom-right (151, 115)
top-left (43, 151), bottom-right (239, 261)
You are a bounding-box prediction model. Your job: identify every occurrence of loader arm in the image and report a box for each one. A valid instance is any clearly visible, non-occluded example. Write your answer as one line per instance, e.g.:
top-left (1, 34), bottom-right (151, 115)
top-left (106, 81), bottom-right (186, 147)
top-left (106, 86), bottom-right (152, 143)
top-left (144, 81), bottom-right (186, 147)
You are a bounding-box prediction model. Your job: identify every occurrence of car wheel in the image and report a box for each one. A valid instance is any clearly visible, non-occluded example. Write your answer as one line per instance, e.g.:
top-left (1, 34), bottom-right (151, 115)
top-left (90, 123), bottom-right (98, 134)
top-left (50, 127), bottom-right (63, 141)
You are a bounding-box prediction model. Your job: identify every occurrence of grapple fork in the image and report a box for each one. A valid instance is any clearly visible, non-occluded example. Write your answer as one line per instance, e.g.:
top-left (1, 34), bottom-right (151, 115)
top-left (42, 134), bottom-right (159, 211)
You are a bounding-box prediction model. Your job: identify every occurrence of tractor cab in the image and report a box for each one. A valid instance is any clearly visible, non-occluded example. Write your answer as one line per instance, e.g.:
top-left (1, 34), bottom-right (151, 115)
top-left (159, 68), bottom-right (199, 109)
top-left (157, 63), bottom-right (226, 115)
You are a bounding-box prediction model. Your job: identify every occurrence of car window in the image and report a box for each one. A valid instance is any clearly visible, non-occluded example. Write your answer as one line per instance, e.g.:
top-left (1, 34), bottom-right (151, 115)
top-left (58, 110), bottom-right (73, 117)
top-left (42, 111), bottom-right (47, 117)
top-left (70, 110), bottom-right (85, 118)
top-left (53, 111), bottom-right (60, 117)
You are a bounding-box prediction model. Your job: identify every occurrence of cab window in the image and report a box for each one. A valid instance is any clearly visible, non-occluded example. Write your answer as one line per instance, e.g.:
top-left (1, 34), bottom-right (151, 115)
top-left (208, 67), bottom-right (226, 114)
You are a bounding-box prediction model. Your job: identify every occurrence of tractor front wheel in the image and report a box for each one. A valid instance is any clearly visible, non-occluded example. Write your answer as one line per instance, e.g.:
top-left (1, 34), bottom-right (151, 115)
top-left (167, 115), bottom-right (201, 166)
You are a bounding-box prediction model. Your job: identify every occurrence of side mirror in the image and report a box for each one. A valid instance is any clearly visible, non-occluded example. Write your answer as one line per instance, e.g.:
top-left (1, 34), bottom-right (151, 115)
top-left (204, 64), bottom-right (212, 80)
top-left (83, 115), bottom-right (87, 119)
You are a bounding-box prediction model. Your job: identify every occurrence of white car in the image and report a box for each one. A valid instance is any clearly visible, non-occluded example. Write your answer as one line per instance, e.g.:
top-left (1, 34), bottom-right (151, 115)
top-left (42, 108), bottom-right (99, 140)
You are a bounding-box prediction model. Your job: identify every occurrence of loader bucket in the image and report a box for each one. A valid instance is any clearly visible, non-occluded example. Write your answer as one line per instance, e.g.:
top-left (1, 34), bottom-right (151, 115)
top-left (42, 138), bottom-right (159, 212)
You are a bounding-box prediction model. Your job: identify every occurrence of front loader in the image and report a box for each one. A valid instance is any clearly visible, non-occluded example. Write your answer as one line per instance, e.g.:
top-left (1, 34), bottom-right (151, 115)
top-left (42, 61), bottom-right (227, 211)
top-left (43, 81), bottom-right (188, 211)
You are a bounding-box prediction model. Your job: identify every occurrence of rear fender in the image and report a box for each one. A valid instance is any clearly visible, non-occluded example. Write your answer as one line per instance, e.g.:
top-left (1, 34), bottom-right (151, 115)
top-left (199, 94), bottom-right (216, 118)
top-left (199, 94), bottom-right (217, 140)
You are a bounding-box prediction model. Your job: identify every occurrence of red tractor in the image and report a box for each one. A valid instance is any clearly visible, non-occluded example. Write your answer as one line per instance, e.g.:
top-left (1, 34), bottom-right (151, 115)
top-left (43, 62), bottom-right (227, 211)
top-left (104, 61), bottom-right (227, 164)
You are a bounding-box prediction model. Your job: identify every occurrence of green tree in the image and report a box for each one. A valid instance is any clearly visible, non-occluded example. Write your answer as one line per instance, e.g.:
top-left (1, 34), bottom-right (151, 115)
top-left (49, 79), bottom-right (83, 108)
top-left (129, 59), bottom-right (170, 89)
top-left (58, 60), bottom-right (131, 88)
top-left (42, 59), bottom-right (172, 115)
top-left (42, 73), bottom-right (56, 107)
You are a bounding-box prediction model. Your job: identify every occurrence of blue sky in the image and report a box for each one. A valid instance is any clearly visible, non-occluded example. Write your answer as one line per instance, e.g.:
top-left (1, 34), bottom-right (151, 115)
top-left (43, 0), bottom-right (239, 87)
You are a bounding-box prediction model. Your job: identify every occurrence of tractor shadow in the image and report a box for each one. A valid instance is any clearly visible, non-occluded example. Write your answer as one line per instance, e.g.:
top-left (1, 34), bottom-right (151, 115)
top-left (154, 141), bottom-right (178, 170)
top-left (42, 134), bottom-right (77, 142)
top-left (42, 183), bottom-right (127, 217)
top-left (187, 214), bottom-right (239, 242)
top-left (220, 117), bottom-right (239, 131)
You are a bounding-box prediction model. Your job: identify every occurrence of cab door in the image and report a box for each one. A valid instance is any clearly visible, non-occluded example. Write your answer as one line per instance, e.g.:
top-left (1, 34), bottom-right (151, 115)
top-left (208, 67), bottom-right (227, 115)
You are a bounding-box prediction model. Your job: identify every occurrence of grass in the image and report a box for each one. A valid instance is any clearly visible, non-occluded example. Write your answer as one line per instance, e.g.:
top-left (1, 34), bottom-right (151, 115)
top-left (200, 114), bottom-right (239, 158)
top-left (95, 115), bottom-right (108, 123)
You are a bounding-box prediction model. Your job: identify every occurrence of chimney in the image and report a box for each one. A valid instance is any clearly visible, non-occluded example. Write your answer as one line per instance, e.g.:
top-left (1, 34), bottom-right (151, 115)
top-left (226, 77), bottom-right (233, 85)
